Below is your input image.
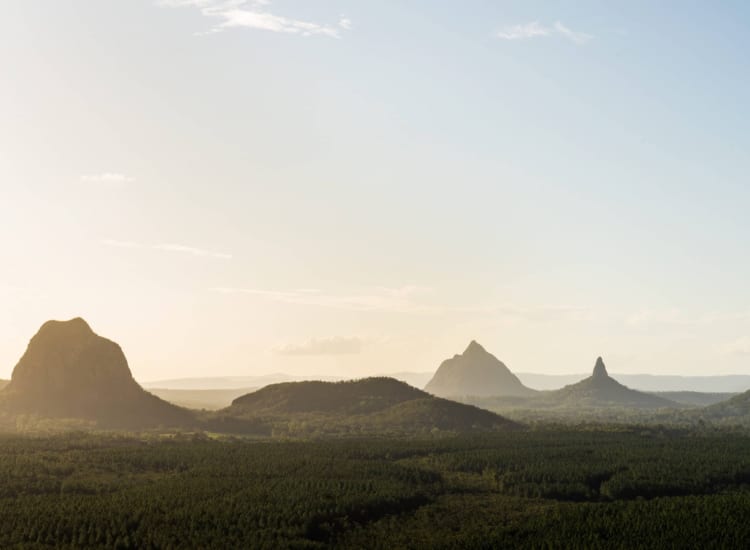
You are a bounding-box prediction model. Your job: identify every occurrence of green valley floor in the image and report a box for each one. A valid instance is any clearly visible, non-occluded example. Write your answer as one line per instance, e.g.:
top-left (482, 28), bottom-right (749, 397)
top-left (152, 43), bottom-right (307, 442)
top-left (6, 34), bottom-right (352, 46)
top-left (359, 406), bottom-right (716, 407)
top-left (0, 428), bottom-right (749, 548)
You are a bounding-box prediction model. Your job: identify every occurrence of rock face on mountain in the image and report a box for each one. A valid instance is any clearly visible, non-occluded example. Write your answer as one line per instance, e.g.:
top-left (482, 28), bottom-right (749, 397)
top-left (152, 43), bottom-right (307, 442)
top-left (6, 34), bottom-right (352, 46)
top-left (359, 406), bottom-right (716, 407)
top-left (425, 341), bottom-right (536, 398)
top-left (1, 318), bottom-right (193, 428)
top-left (540, 357), bottom-right (677, 409)
top-left (592, 357), bottom-right (608, 379)
top-left (225, 377), bottom-right (519, 434)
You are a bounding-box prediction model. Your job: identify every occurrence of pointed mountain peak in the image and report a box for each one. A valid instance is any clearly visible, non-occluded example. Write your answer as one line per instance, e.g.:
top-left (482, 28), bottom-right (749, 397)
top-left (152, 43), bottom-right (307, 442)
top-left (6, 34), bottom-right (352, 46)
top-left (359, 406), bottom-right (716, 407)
top-left (464, 340), bottom-right (487, 355)
top-left (592, 356), bottom-right (608, 378)
top-left (426, 341), bottom-right (534, 398)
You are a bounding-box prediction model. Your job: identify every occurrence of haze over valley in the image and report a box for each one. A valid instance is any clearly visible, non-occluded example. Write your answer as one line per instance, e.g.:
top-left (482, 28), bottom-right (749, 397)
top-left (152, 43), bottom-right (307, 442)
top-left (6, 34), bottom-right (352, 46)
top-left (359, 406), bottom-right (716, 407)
top-left (1, 318), bottom-right (748, 428)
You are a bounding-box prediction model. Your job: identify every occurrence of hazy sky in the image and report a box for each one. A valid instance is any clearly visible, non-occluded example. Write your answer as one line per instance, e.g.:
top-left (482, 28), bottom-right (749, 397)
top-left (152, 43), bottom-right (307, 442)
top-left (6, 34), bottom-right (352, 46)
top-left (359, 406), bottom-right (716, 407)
top-left (3, 1), bottom-right (750, 381)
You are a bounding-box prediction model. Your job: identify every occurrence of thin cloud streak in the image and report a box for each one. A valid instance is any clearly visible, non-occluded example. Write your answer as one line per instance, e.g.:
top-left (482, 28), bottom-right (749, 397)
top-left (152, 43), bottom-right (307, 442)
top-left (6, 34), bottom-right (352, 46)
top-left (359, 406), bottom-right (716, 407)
top-left (0, 283), bottom-right (44, 299)
top-left (625, 308), bottom-right (750, 328)
top-left (152, 243), bottom-right (233, 259)
top-left (722, 336), bottom-right (750, 356)
top-left (553, 21), bottom-right (592, 44)
top-left (209, 286), bottom-right (430, 312)
top-left (496, 21), bottom-right (550, 40)
top-left (210, 286), bottom-right (592, 321)
top-left (102, 239), bottom-right (232, 259)
top-left (497, 21), bottom-right (591, 44)
top-left (495, 304), bottom-right (594, 323)
top-left (159, 0), bottom-right (349, 38)
top-left (274, 336), bottom-right (363, 356)
top-left (80, 173), bottom-right (135, 186)
top-left (100, 239), bottom-right (142, 249)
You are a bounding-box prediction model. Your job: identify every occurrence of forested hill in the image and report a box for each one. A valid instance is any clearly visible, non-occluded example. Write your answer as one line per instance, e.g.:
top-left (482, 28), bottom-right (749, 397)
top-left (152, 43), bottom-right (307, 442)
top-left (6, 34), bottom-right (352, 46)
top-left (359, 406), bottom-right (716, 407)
top-left (231, 377), bottom-right (424, 414)
top-left (223, 377), bottom-right (518, 435)
top-left (701, 389), bottom-right (750, 425)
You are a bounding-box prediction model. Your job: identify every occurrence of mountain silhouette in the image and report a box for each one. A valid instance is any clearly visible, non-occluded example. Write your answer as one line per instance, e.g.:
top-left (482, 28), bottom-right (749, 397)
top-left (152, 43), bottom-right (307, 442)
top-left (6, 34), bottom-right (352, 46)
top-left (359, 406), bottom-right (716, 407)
top-left (425, 341), bottom-right (536, 398)
top-left (539, 357), bottom-right (677, 409)
top-left (224, 377), bottom-right (519, 434)
top-left (0, 318), bottom-right (193, 428)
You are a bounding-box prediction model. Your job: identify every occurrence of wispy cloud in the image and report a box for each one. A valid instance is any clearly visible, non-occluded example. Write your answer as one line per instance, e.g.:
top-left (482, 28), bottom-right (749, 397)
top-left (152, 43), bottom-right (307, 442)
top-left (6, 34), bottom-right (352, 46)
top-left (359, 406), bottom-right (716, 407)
top-left (102, 239), bottom-right (232, 259)
top-left (495, 304), bottom-right (594, 323)
top-left (625, 308), bottom-right (750, 328)
top-left (274, 336), bottom-right (363, 356)
top-left (101, 239), bottom-right (141, 249)
top-left (152, 243), bottom-right (232, 259)
top-left (497, 21), bottom-right (591, 44)
top-left (338, 16), bottom-right (352, 31)
top-left (159, 0), bottom-right (350, 38)
top-left (553, 21), bottom-right (592, 45)
top-left (80, 173), bottom-right (135, 187)
top-left (209, 286), bottom-right (430, 312)
top-left (0, 283), bottom-right (43, 299)
top-left (210, 285), bottom-right (591, 323)
top-left (496, 21), bottom-right (550, 41)
top-left (721, 336), bottom-right (750, 356)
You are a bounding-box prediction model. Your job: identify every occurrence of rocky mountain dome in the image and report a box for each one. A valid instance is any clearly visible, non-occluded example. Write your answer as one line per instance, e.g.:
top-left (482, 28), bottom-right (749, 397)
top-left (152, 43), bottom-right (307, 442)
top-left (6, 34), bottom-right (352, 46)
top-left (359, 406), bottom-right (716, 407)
top-left (1, 318), bottom-right (193, 428)
top-left (425, 341), bottom-right (536, 398)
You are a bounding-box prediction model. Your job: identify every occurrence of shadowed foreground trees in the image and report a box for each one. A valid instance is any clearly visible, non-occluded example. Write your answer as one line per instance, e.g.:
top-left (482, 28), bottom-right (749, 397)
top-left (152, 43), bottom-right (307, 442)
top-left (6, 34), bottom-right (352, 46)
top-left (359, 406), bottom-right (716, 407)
top-left (0, 430), bottom-right (749, 547)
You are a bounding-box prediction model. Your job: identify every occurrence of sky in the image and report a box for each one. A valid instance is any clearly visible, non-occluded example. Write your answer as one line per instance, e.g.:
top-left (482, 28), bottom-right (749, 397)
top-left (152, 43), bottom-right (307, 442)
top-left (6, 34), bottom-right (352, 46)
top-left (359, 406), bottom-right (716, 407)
top-left (3, 0), bottom-right (750, 382)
